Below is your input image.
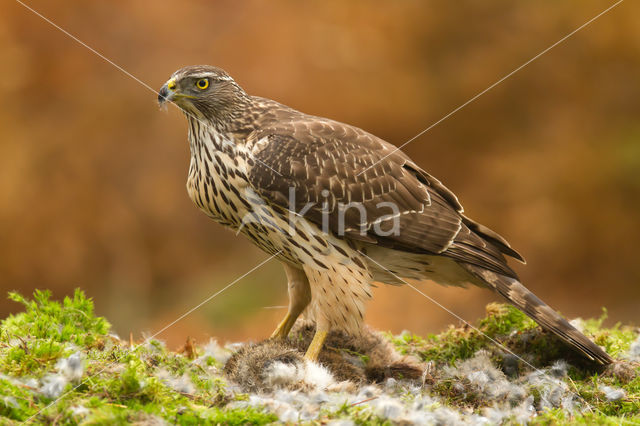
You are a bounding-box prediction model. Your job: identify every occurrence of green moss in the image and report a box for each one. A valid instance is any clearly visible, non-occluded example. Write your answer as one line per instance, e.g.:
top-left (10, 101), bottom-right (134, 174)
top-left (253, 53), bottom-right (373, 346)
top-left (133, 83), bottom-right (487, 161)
top-left (190, 406), bottom-right (277, 425)
top-left (5, 289), bottom-right (109, 344)
top-left (0, 289), bottom-right (280, 425)
top-left (389, 303), bottom-right (543, 365)
top-left (1, 289), bottom-right (109, 377)
top-left (0, 290), bottom-right (638, 425)
top-left (389, 304), bottom-right (640, 424)
top-left (581, 309), bottom-right (638, 359)
top-left (0, 376), bottom-right (34, 421)
top-left (389, 302), bottom-right (638, 370)
top-left (323, 401), bottom-right (392, 425)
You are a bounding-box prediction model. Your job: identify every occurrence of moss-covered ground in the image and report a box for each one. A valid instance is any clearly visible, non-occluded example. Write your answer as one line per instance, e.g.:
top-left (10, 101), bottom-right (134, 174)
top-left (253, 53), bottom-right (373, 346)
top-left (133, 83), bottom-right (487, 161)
top-left (0, 290), bottom-right (638, 425)
top-left (389, 304), bottom-right (640, 424)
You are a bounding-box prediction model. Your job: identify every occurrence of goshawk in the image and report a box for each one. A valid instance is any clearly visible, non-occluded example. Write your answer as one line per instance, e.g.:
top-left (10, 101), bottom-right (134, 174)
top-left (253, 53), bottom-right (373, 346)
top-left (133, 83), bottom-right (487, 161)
top-left (158, 65), bottom-right (611, 365)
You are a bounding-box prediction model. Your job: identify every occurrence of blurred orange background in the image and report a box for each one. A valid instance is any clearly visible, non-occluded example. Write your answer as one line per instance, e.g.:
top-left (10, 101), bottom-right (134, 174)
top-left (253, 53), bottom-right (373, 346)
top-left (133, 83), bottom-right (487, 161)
top-left (1, 1), bottom-right (638, 348)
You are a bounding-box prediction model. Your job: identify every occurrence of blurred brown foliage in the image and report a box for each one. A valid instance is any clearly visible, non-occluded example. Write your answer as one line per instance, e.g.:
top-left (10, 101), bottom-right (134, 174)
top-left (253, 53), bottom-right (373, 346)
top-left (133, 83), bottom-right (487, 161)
top-left (1, 1), bottom-right (638, 347)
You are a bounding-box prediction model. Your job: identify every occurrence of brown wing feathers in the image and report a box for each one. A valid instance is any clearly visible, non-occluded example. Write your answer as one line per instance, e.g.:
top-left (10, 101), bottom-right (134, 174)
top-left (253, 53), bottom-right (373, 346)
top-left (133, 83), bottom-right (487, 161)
top-left (249, 118), bottom-right (524, 276)
top-left (247, 109), bottom-right (611, 365)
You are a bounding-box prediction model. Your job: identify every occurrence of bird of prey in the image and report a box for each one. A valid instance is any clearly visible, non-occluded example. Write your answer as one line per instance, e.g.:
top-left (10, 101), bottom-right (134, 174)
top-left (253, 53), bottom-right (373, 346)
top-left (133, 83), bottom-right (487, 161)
top-left (158, 65), bottom-right (612, 365)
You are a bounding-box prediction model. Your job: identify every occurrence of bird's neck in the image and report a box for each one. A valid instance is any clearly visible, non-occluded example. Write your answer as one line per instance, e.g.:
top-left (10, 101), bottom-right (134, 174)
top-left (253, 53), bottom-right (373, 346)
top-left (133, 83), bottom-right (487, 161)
top-left (186, 113), bottom-right (253, 159)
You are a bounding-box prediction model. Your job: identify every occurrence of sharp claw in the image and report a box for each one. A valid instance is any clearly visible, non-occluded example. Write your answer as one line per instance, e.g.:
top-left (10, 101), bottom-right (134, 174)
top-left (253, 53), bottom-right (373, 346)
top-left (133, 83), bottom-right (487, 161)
top-left (270, 313), bottom-right (293, 339)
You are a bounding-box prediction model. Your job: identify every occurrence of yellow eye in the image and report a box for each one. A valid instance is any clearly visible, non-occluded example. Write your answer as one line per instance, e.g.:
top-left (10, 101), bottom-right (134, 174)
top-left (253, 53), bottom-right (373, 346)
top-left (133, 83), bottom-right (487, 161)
top-left (196, 78), bottom-right (209, 90)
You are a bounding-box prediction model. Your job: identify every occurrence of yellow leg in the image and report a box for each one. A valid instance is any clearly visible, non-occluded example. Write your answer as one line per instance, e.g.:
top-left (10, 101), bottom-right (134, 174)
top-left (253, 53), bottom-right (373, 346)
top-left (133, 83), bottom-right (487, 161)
top-left (304, 329), bottom-right (328, 361)
top-left (271, 312), bottom-right (296, 339)
top-left (270, 263), bottom-right (311, 339)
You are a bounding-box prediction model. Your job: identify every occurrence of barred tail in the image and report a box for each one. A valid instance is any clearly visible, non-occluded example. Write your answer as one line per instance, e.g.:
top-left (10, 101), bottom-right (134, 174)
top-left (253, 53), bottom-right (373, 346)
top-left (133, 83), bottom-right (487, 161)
top-left (462, 263), bottom-right (613, 365)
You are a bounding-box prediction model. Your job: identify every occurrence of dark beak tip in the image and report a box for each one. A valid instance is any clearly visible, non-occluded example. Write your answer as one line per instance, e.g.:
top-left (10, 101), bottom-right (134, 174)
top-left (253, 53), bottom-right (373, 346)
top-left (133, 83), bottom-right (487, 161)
top-left (157, 86), bottom-right (169, 104)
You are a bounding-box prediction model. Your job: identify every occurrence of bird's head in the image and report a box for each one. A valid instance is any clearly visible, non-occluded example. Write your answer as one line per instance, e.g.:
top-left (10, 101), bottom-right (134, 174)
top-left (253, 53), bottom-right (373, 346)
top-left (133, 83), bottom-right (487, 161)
top-left (158, 65), bottom-right (248, 120)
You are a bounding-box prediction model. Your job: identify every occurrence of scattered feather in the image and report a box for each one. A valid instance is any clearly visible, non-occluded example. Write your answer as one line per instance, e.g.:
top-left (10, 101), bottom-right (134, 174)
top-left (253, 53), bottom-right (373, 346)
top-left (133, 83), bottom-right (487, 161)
top-left (2, 396), bottom-right (18, 409)
top-left (40, 375), bottom-right (67, 399)
top-left (373, 395), bottom-right (403, 420)
top-left (194, 339), bottom-right (233, 366)
top-left (56, 352), bottom-right (84, 382)
top-left (628, 336), bottom-right (640, 361)
top-left (327, 420), bottom-right (355, 426)
top-left (601, 386), bottom-right (626, 401)
top-left (70, 405), bottom-right (90, 417)
top-left (303, 361), bottom-right (335, 389)
top-left (155, 368), bottom-right (195, 394)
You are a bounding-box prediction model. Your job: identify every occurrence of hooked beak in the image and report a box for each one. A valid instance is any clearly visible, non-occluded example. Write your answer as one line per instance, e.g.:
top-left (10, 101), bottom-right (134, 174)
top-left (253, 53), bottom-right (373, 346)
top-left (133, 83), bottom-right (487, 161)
top-left (158, 85), bottom-right (170, 104)
top-left (157, 78), bottom-right (177, 105)
top-left (158, 78), bottom-right (198, 106)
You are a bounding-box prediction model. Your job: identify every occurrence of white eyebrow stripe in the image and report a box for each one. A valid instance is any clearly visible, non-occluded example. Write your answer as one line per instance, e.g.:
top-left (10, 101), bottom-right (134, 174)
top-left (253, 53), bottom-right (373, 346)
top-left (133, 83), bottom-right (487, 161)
top-left (189, 74), bottom-right (233, 81)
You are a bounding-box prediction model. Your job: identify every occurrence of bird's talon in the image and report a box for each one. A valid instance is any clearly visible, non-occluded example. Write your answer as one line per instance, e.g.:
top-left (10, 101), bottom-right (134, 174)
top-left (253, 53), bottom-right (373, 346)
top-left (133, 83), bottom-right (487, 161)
top-left (304, 329), bottom-right (328, 361)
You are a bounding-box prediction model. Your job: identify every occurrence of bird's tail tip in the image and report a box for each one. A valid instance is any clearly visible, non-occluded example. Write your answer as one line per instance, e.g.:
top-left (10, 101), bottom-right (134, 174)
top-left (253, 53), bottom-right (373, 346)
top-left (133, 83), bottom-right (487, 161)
top-left (463, 263), bottom-right (613, 366)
